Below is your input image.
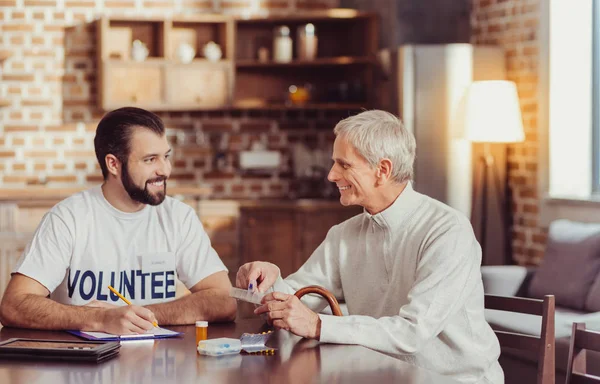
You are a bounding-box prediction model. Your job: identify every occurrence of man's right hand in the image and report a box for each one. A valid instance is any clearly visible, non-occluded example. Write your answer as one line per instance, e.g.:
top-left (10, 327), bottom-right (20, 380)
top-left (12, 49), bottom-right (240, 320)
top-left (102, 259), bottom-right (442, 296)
top-left (236, 261), bottom-right (280, 293)
top-left (98, 305), bottom-right (158, 335)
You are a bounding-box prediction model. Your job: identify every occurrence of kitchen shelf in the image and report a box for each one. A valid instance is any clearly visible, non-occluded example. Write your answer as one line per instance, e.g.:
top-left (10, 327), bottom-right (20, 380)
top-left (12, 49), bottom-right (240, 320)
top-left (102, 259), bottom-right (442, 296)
top-left (236, 56), bottom-right (374, 68)
top-left (231, 102), bottom-right (365, 110)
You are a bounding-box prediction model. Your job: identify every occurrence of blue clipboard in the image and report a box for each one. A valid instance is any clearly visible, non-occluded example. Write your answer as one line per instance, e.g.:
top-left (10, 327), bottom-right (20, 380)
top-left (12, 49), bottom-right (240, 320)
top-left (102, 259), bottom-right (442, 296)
top-left (67, 328), bottom-right (183, 341)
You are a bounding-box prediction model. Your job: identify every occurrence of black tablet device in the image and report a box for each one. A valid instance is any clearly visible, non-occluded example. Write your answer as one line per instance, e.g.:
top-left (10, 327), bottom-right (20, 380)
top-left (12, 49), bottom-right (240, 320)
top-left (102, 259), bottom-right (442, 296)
top-left (0, 338), bottom-right (121, 363)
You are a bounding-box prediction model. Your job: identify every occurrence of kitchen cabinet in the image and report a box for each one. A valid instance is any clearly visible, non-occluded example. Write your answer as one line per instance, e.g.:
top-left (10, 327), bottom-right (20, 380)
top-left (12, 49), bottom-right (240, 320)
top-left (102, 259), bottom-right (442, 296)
top-left (96, 15), bottom-right (234, 111)
top-left (96, 11), bottom-right (378, 111)
top-left (239, 202), bottom-right (362, 279)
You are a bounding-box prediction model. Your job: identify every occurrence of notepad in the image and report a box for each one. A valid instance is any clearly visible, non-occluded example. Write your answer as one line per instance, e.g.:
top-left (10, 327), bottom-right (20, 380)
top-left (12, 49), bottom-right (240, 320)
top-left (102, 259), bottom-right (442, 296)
top-left (67, 327), bottom-right (183, 341)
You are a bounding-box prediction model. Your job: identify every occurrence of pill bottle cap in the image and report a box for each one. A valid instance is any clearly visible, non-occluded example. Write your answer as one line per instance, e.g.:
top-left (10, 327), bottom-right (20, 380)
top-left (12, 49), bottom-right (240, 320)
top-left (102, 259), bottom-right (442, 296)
top-left (196, 321), bottom-right (208, 327)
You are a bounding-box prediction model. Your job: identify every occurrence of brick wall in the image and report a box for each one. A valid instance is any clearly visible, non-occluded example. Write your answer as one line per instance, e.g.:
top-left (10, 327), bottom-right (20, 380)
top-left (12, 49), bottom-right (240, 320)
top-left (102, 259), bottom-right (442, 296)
top-left (0, 0), bottom-right (342, 199)
top-left (471, 0), bottom-right (546, 265)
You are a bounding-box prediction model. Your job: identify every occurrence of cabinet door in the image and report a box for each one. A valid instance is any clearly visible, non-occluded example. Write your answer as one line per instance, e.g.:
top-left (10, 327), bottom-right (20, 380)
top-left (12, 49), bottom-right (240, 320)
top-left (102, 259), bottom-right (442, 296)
top-left (104, 64), bottom-right (163, 107)
top-left (165, 63), bottom-right (230, 108)
top-left (239, 209), bottom-right (297, 279)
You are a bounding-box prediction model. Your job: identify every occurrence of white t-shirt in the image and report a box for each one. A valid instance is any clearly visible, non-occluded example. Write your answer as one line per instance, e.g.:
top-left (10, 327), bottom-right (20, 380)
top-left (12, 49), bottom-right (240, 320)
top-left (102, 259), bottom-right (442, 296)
top-left (13, 186), bottom-right (226, 306)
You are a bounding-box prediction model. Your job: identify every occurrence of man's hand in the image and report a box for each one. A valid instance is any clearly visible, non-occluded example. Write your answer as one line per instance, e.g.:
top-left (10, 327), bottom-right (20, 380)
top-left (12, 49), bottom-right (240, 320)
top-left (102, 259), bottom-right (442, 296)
top-left (254, 291), bottom-right (321, 340)
top-left (236, 261), bottom-right (280, 293)
top-left (98, 305), bottom-right (158, 335)
top-left (84, 300), bottom-right (118, 309)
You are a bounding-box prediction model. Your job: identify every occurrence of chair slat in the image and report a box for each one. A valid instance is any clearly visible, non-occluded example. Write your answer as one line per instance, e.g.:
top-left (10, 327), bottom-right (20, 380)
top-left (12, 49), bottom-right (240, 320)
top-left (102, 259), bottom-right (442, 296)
top-left (575, 329), bottom-right (600, 353)
top-left (485, 294), bottom-right (544, 315)
top-left (571, 373), bottom-right (600, 384)
top-left (495, 330), bottom-right (540, 353)
top-left (484, 294), bottom-right (555, 384)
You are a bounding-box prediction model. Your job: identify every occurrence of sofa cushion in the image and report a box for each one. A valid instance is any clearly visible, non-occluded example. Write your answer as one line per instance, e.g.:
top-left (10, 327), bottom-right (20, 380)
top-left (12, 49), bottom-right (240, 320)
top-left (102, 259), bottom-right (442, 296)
top-left (584, 270), bottom-right (600, 312)
top-left (527, 220), bottom-right (600, 310)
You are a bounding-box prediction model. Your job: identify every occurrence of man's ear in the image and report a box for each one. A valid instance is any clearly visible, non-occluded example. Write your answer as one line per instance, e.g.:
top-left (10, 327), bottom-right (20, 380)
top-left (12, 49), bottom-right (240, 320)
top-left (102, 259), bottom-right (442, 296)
top-left (376, 158), bottom-right (393, 185)
top-left (105, 154), bottom-right (121, 178)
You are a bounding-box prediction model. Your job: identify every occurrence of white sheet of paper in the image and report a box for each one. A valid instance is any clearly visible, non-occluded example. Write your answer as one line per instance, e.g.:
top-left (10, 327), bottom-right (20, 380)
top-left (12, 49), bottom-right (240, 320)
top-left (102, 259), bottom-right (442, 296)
top-left (82, 327), bottom-right (179, 340)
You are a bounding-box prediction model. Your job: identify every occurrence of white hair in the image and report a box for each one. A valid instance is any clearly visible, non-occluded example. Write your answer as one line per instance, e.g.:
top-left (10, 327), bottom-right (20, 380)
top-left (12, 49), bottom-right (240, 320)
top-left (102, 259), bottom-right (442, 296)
top-left (333, 110), bottom-right (416, 184)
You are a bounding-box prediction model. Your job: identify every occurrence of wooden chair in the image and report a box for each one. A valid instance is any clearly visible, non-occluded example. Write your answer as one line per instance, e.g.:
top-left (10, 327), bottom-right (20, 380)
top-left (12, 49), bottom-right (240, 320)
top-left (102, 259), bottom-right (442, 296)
top-left (485, 294), bottom-right (555, 384)
top-left (565, 322), bottom-right (600, 384)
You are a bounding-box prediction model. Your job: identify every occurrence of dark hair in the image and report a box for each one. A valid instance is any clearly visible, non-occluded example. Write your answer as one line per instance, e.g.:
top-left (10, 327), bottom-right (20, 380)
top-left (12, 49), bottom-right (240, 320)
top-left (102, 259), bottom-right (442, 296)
top-left (94, 107), bottom-right (165, 179)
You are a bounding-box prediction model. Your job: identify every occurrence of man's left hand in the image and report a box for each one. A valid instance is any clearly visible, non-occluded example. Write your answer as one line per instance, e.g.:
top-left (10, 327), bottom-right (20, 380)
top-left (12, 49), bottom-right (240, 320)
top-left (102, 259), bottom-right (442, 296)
top-left (254, 292), bottom-right (321, 340)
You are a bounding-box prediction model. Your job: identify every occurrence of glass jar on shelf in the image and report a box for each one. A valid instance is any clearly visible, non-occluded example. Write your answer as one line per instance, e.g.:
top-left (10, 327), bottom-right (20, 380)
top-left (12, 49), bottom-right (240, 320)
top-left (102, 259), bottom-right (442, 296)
top-left (273, 25), bottom-right (292, 63)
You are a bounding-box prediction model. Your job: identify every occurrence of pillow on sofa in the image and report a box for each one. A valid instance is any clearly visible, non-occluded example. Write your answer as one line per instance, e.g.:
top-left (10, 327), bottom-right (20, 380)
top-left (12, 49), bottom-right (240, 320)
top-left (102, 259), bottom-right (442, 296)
top-left (584, 262), bottom-right (600, 311)
top-left (528, 219), bottom-right (600, 310)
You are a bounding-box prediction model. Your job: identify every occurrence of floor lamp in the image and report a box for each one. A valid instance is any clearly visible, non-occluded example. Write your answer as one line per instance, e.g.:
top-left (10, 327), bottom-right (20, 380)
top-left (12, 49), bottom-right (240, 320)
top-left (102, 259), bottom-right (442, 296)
top-left (463, 81), bottom-right (525, 265)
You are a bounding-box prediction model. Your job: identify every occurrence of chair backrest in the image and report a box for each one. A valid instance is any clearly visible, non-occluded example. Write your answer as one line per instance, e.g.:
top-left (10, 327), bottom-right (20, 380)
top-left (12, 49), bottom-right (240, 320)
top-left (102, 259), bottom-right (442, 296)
top-left (566, 322), bottom-right (600, 384)
top-left (485, 294), bottom-right (555, 384)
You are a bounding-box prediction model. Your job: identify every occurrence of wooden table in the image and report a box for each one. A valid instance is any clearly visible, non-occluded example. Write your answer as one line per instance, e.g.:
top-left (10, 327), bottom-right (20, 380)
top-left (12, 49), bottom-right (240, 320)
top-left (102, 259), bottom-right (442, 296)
top-left (0, 319), bottom-right (459, 384)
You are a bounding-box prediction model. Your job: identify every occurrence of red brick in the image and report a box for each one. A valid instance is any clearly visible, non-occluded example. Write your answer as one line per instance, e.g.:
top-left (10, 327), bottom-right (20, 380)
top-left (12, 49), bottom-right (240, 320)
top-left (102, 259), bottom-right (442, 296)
top-left (10, 36), bottom-right (24, 45)
top-left (3, 24), bottom-right (34, 32)
top-left (4, 125), bottom-right (38, 132)
top-left (0, 151), bottom-right (17, 158)
top-left (64, 150), bottom-right (95, 158)
top-left (240, 121), bottom-right (271, 132)
top-left (22, 100), bottom-right (53, 107)
top-left (3, 74), bottom-right (35, 82)
top-left (202, 122), bottom-right (234, 132)
top-left (12, 138), bottom-right (25, 146)
top-left (0, 0), bottom-right (17, 5)
top-left (24, 151), bottom-right (57, 158)
top-left (86, 174), bottom-right (104, 183)
top-left (46, 124), bottom-right (78, 132)
top-left (104, 0), bottom-right (135, 7)
top-left (24, 0), bottom-right (56, 5)
top-left (34, 163), bottom-right (47, 171)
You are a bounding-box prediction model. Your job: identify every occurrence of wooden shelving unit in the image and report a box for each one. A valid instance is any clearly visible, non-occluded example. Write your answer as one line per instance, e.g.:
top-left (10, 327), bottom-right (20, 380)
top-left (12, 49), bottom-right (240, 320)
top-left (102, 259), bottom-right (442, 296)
top-left (236, 56), bottom-right (374, 68)
top-left (96, 15), bottom-right (235, 111)
top-left (95, 10), bottom-right (378, 111)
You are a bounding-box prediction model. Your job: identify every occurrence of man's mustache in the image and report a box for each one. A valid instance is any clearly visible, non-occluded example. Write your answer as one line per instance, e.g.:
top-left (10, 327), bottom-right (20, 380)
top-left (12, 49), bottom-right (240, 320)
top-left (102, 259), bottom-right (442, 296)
top-left (146, 177), bottom-right (167, 185)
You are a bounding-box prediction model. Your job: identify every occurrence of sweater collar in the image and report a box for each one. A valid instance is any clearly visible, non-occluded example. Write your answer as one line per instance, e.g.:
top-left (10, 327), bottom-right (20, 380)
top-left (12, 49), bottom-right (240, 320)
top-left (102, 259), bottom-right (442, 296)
top-left (364, 182), bottom-right (423, 228)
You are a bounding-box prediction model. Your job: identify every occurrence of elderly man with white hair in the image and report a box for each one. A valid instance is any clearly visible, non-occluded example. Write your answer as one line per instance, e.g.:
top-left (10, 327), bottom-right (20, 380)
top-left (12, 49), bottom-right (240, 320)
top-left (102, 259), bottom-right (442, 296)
top-left (236, 110), bottom-right (503, 384)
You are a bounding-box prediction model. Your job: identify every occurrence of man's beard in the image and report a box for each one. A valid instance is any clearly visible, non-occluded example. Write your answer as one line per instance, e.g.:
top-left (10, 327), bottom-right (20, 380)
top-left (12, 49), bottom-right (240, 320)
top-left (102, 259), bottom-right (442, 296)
top-left (121, 162), bottom-right (167, 206)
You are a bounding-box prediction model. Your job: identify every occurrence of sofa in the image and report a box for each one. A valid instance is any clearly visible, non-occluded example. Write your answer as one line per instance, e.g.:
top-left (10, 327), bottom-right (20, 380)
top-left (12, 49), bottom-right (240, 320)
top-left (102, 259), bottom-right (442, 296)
top-left (482, 219), bottom-right (600, 384)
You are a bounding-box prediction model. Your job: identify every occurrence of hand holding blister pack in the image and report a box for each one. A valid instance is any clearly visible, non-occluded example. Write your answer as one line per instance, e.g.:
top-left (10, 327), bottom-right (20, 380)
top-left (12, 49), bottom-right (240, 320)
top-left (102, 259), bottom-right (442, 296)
top-left (229, 287), bottom-right (265, 305)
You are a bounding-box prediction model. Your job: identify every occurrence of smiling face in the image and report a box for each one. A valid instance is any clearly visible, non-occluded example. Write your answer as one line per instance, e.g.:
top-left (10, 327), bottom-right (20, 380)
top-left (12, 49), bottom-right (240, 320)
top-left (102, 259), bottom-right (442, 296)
top-left (327, 135), bottom-right (380, 211)
top-left (121, 127), bottom-right (172, 206)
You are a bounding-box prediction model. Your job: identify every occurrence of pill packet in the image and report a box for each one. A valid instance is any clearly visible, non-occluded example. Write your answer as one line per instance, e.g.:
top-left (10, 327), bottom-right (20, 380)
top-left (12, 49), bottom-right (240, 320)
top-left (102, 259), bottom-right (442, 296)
top-left (197, 332), bottom-right (276, 356)
top-left (197, 337), bottom-right (242, 356)
top-left (229, 287), bottom-right (265, 305)
top-left (240, 331), bottom-right (275, 353)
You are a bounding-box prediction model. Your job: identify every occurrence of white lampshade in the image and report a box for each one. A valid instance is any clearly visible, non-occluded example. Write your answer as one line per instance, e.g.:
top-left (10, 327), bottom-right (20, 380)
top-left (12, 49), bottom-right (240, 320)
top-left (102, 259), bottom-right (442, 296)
top-left (464, 80), bottom-right (525, 143)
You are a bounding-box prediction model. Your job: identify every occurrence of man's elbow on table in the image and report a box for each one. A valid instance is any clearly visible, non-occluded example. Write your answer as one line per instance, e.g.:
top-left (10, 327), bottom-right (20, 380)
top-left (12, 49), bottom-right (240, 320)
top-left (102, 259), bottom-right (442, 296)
top-left (220, 296), bottom-right (237, 322)
top-left (0, 296), bottom-right (21, 327)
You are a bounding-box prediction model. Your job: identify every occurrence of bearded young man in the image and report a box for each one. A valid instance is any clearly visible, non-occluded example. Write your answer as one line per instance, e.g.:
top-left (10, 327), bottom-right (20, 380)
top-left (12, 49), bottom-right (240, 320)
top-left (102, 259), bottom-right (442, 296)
top-left (0, 107), bottom-right (236, 334)
top-left (236, 110), bottom-right (503, 384)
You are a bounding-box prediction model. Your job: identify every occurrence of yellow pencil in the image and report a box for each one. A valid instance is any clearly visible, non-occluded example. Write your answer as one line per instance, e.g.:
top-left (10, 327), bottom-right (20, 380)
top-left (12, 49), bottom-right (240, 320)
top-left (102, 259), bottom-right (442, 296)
top-left (107, 285), bottom-right (159, 327)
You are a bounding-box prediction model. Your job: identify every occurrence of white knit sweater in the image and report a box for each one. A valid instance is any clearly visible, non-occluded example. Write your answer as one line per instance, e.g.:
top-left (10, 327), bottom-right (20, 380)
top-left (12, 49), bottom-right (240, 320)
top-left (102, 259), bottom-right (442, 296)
top-left (273, 182), bottom-right (503, 384)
